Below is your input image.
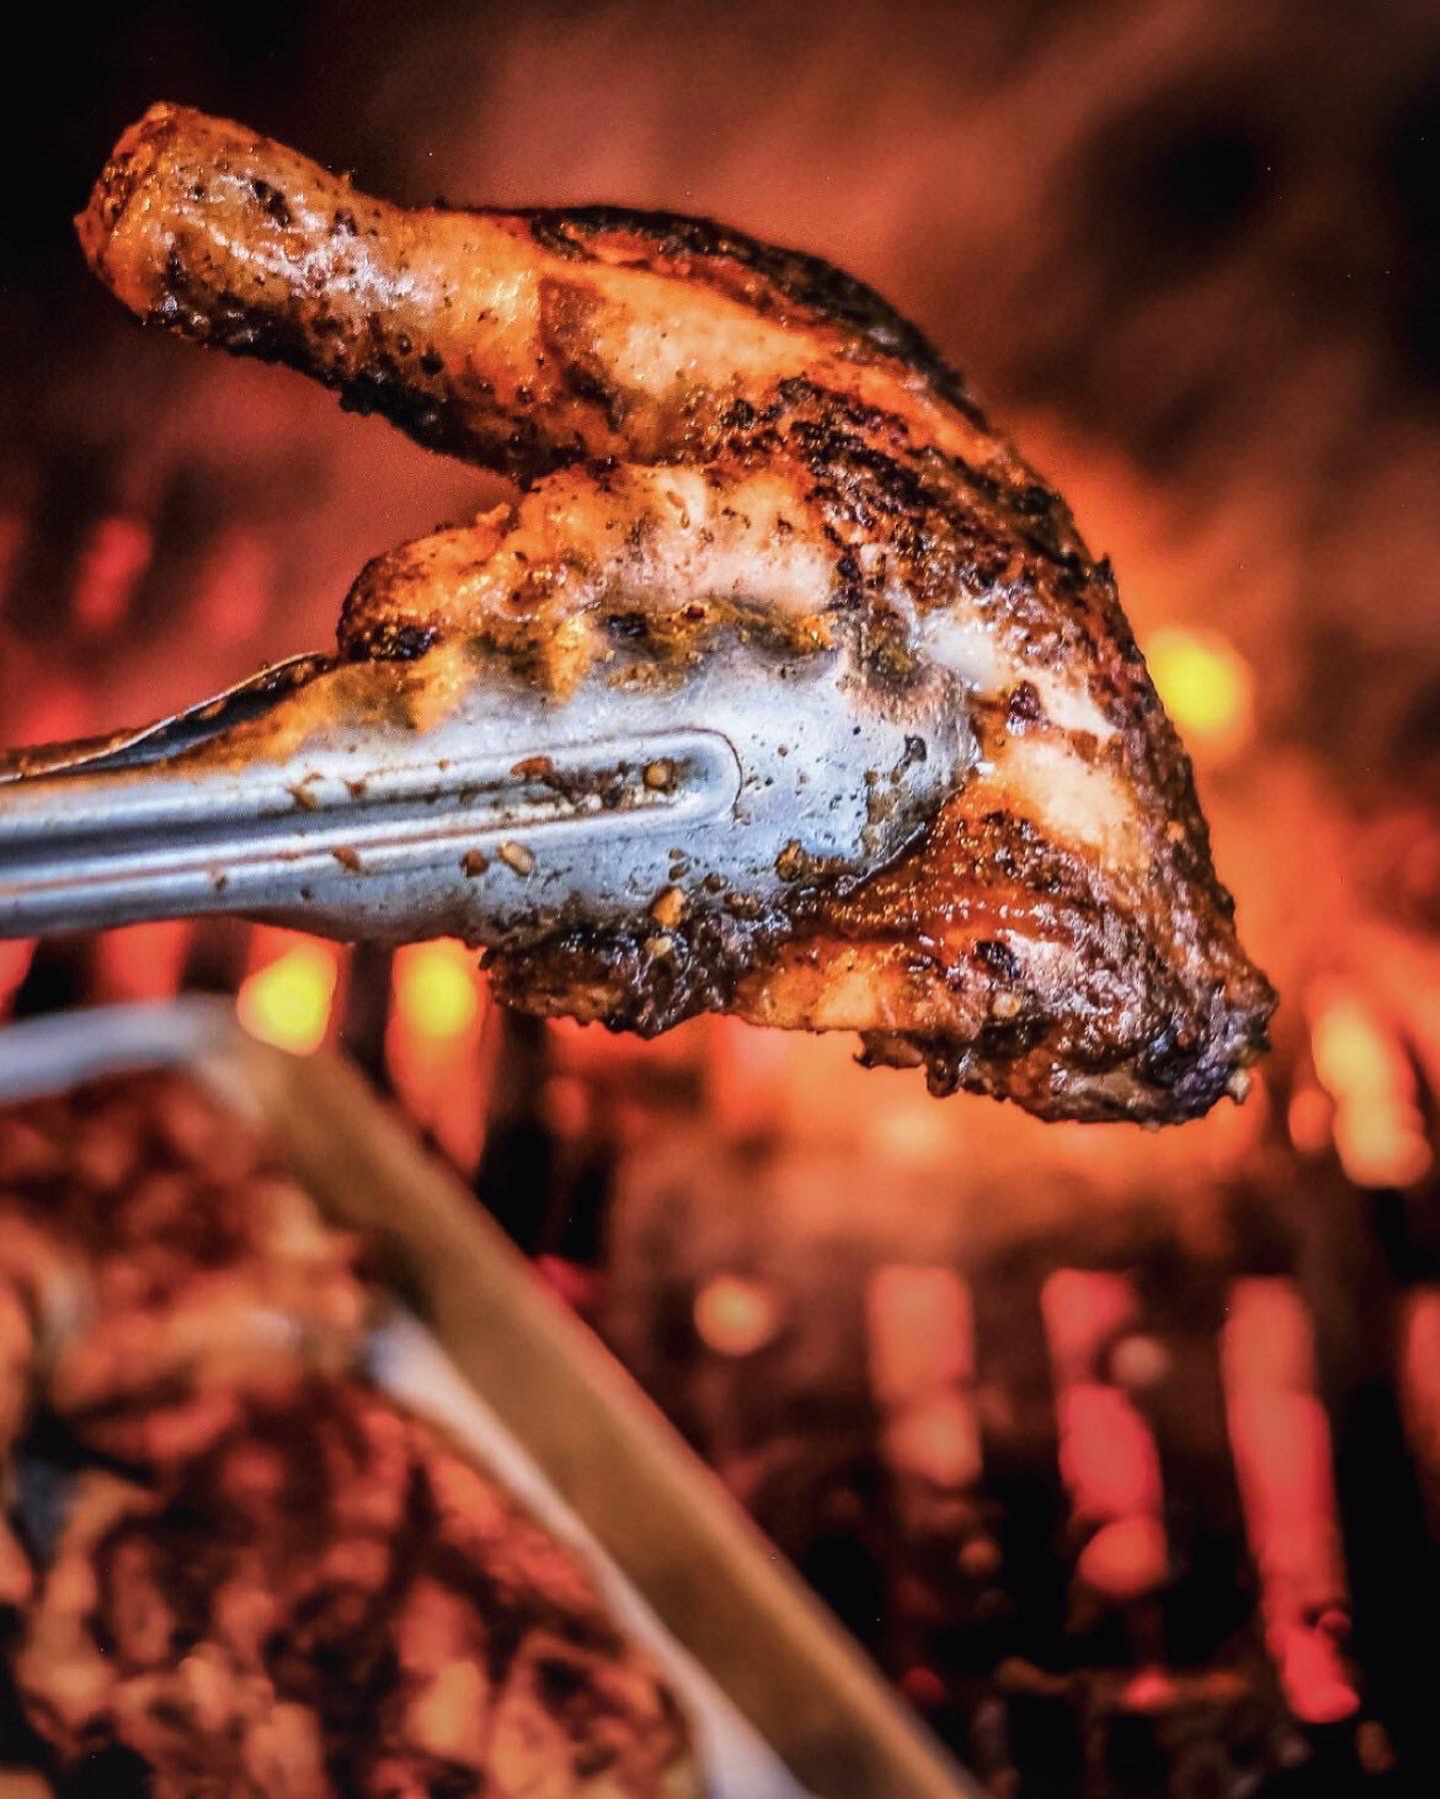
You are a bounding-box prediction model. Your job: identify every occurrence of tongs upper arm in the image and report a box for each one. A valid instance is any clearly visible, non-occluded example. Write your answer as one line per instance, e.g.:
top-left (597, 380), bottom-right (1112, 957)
top-left (0, 638), bottom-right (973, 948)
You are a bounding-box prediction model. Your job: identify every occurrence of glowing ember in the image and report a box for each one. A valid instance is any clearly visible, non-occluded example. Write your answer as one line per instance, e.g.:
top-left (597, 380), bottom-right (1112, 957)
top-left (70, 515), bottom-right (151, 636)
top-left (883, 1389), bottom-right (983, 1489)
top-left (95, 921), bottom-right (192, 1003)
top-left (1356, 1720), bottom-right (1399, 1778)
top-left (956, 1535), bottom-right (1002, 1580)
top-left (393, 940), bottom-right (482, 1040)
top-left (898, 1666), bottom-right (947, 1709)
top-left (1041, 1270), bottom-right (1166, 1602)
top-left (866, 1266), bottom-right (974, 1405)
top-left (867, 1267), bottom-right (982, 1491)
top-left (1221, 1278), bottom-right (1359, 1726)
top-left (1144, 627), bottom-right (1254, 758)
top-left (1397, 1287), bottom-right (1440, 1536)
top-left (693, 1273), bottom-right (783, 1357)
top-left (1107, 1332), bottom-right (1169, 1393)
top-left (535, 1254), bottom-right (597, 1311)
top-left (1268, 1622), bottom-right (1362, 1727)
top-left (1041, 1269), bottom-right (1134, 1377)
top-left (0, 940), bottom-right (34, 1021)
top-left (1120, 1668), bottom-right (1176, 1713)
top-left (1054, 1383), bottom-right (1163, 1524)
top-left (1074, 1515), bottom-right (1167, 1602)
top-left (236, 937), bottom-right (338, 1054)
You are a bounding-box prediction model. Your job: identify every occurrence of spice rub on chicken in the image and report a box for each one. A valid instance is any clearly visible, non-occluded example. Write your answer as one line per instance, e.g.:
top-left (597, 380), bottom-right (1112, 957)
top-left (78, 102), bottom-right (1275, 1122)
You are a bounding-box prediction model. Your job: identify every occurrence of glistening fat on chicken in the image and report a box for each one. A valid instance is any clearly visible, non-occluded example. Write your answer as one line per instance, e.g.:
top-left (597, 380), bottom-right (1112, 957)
top-left (76, 104), bottom-right (1275, 1123)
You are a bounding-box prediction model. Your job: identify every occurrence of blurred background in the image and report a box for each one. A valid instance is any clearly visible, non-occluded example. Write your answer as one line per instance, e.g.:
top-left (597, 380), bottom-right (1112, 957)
top-left (5, 2), bottom-right (1440, 1790)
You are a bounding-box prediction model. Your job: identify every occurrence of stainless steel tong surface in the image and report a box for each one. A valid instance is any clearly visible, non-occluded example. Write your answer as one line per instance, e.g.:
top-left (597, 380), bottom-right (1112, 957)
top-left (0, 634), bottom-right (974, 946)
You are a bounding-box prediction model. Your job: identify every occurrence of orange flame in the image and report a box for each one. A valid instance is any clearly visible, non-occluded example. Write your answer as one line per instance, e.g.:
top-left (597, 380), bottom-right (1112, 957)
top-left (386, 941), bottom-right (490, 1172)
top-left (95, 921), bottom-right (192, 1003)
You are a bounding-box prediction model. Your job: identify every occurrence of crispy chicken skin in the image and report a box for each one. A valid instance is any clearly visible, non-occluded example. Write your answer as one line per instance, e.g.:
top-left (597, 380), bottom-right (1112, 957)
top-left (78, 103), bottom-right (1275, 1122)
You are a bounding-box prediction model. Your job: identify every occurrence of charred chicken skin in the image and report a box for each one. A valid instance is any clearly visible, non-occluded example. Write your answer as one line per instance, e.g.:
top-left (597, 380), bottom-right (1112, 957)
top-left (77, 104), bottom-right (1275, 1122)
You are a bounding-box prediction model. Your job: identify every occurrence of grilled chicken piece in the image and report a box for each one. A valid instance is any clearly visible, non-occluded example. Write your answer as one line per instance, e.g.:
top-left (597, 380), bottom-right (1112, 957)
top-left (0, 1073), bottom-right (367, 1472)
top-left (0, 1218), bottom-right (83, 1611)
top-left (77, 103), bottom-right (1274, 1122)
top-left (18, 1380), bottom-right (699, 1798)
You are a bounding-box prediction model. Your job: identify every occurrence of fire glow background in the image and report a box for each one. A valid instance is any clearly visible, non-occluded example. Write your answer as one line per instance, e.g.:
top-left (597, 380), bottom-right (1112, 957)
top-left (5, 2), bottom-right (1440, 1791)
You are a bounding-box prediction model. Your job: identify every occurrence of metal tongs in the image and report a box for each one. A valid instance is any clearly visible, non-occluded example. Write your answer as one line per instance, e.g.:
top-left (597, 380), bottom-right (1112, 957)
top-left (0, 632), bottom-right (974, 948)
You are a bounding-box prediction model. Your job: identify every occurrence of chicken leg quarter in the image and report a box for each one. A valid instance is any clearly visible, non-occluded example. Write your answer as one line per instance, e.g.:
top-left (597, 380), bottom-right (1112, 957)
top-left (77, 103), bottom-right (1275, 1122)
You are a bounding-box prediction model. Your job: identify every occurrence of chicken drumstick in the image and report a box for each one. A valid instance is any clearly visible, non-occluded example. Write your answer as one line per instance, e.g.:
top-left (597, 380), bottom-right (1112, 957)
top-left (76, 104), bottom-right (1274, 1122)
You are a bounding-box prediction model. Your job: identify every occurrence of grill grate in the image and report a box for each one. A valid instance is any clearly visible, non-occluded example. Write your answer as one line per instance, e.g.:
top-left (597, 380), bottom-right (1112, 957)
top-left (605, 1130), bottom-right (1440, 1796)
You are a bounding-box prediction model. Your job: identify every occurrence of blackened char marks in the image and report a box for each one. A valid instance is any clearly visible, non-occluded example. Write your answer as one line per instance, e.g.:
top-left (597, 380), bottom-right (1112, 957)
top-left (85, 105), bottom-right (181, 246)
top-left (517, 203), bottom-right (988, 425)
top-left (808, 794), bottom-right (1268, 1122)
top-left (341, 619), bottom-right (438, 663)
top-left (249, 177), bottom-right (292, 227)
top-left (538, 276), bottom-right (631, 433)
top-left (695, 375), bottom-right (1086, 620)
top-left (486, 908), bottom-right (791, 1038)
top-left (149, 218), bottom-right (558, 479)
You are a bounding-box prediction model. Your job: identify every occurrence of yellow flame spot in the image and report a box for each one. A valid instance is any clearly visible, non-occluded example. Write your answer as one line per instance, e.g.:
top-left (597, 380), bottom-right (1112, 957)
top-left (1146, 628), bottom-right (1254, 756)
top-left (1333, 1106), bottom-right (1432, 1190)
top-left (693, 1274), bottom-right (783, 1357)
top-left (236, 941), bottom-right (338, 1054)
top-left (1309, 985), bottom-right (1432, 1187)
top-left (1310, 993), bottom-right (1393, 1096)
top-left (393, 940), bottom-right (481, 1040)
